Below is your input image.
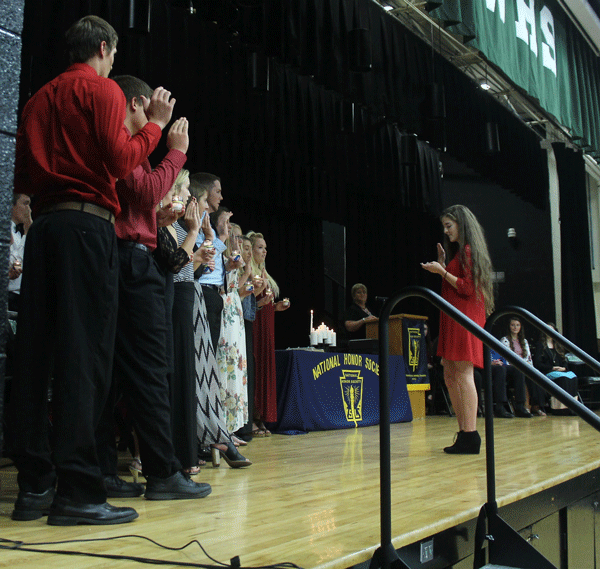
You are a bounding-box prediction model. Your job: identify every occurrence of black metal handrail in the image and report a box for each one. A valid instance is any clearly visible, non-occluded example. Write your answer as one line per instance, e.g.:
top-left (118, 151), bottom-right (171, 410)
top-left (370, 286), bottom-right (600, 569)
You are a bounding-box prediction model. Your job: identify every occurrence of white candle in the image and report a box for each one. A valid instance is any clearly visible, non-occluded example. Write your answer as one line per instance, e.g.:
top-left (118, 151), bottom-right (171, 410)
top-left (331, 331), bottom-right (336, 346)
top-left (310, 310), bottom-right (314, 334)
top-left (310, 332), bottom-right (318, 346)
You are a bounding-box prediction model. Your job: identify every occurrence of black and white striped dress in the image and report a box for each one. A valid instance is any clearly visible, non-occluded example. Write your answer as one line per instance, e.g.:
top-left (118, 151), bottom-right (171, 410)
top-left (188, 234), bottom-right (232, 446)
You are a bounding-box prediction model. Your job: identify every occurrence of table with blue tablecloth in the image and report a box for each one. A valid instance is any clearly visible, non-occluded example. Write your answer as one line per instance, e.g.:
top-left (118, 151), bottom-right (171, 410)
top-left (270, 350), bottom-right (412, 434)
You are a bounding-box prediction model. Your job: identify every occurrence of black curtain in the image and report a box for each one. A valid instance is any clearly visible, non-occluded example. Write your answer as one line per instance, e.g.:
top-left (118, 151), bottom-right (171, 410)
top-left (17, 0), bottom-right (553, 347)
top-left (553, 143), bottom-right (597, 357)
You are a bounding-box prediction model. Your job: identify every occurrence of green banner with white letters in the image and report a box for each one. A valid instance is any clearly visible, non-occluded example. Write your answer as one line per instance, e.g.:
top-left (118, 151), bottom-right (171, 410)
top-left (431, 0), bottom-right (600, 156)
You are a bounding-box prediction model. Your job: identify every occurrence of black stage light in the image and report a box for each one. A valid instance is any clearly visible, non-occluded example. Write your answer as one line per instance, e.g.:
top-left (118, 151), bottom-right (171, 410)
top-left (128, 0), bottom-right (151, 34)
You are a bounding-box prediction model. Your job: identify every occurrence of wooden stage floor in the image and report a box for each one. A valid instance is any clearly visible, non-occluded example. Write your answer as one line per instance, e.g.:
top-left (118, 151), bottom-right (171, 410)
top-left (1, 413), bottom-right (600, 569)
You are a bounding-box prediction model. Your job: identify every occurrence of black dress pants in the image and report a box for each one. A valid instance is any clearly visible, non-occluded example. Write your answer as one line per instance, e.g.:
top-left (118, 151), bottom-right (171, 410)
top-left (97, 244), bottom-right (180, 479)
top-left (170, 281), bottom-right (197, 469)
top-left (8, 210), bottom-right (118, 503)
top-left (201, 284), bottom-right (224, 352)
top-left (492, 365), bottom-right (527, 404)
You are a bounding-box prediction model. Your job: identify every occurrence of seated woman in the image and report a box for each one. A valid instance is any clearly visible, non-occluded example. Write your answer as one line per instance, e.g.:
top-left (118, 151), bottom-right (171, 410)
top-left (344, 283), bottom-right (378, 340)
top-left (534, 323), bottom-right (578, 414)
top-left (497, 317), bottom-right (534, 418)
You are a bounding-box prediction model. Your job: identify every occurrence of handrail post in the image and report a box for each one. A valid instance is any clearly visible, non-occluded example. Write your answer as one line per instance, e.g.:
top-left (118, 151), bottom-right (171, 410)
top-left (378, 299), bottom-right (393, 556)
top-left (482, 345), bottom-right (497, 513)
top-left (372, 295), bottom-right (403, 568)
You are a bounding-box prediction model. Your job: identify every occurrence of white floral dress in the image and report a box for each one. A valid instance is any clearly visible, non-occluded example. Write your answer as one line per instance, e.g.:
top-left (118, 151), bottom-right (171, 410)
top-left (217, 269), bottom-right (248, 432)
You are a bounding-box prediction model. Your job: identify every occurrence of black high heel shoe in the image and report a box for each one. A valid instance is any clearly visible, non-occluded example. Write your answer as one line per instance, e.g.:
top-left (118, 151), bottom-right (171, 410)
top-left (444, 430), bottom-right (481, 454)
top-left (210, 442), bottom-right (252, 468)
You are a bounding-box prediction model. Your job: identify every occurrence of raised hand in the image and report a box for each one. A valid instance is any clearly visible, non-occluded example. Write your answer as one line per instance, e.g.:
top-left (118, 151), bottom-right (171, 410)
top-left (156, 202), bottom-right (178, 227)
top-left (201, 213), bottom-right (214, 241)
top-left (166, 117), bottom-right (189, 154)
top-left (436, 243), bottom-right (446, 267)
top-left (184, 198), bottom-right (201, 232)
top-left (142, 86), bottom-right (176, 130)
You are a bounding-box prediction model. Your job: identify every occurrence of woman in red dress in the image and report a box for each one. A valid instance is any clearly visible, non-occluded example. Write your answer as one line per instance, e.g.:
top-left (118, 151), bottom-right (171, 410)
top-left (422, 205), bottom-right (494, 454)
top-left (248, 232), bottom-right (290, 435)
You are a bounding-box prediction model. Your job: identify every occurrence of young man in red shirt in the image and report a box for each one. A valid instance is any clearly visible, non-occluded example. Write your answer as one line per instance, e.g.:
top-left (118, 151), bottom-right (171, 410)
top-left (95, 74), bottom-right (211, 500)
top-left (8, 16), bottom-right (178, 525)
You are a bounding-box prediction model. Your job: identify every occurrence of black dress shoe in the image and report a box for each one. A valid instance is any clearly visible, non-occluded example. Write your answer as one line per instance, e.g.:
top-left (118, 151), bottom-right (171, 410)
top-left (145, 471), bottom-right (212, 500)
top-left (494, 405), bottom-right (514, 419)
top-left (514, 404), bottom-right (534, 418)
top-left (47, 496), bottom-right (138, 526)
top-left (103, 475), bottom-right (144, 498)
top-left (12, 487), bottom-right (55, 521)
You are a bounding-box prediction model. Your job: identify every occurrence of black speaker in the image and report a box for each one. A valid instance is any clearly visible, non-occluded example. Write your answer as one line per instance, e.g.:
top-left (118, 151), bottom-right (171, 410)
top-left (348, 28), bottom-right (372, 72)
top-left (426, 82), bottom-right (446, 120)
top-left (128, 0), bottom-right (151, 34)
top-left (485, 121), bottom-right (500, 153)
top-left (248, 52), bottom-right (269, 92)
top-left (340, 100), bottom-right (355, 133)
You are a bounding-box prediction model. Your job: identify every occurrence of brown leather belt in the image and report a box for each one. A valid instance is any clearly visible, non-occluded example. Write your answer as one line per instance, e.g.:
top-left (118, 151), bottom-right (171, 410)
top-left (39, 201), bottom-right (115, 225)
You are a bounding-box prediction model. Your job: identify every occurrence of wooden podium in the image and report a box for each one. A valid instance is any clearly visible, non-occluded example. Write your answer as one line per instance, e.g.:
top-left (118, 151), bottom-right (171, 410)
top-left (365, 314), bottom-right (429, 419)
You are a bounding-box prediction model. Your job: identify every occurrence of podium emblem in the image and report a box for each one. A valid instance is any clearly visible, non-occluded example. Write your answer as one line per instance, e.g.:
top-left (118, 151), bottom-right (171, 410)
top-left (340, 370), bottom-right (363, 426)
top-left (407, 327), bottom-right (421, 372)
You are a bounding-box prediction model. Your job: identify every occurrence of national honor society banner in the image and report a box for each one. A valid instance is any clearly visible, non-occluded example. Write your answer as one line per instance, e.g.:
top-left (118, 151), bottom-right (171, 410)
top-left (273, 350), bottom-right (412, 434)
top-left (401, 319), bottom-right (429, 389)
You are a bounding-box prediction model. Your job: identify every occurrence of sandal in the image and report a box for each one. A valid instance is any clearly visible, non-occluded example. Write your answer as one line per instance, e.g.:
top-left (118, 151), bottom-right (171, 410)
top-left (129, 458), bottom-right (143, 483)
top-left (251, 423), bottom-right (266, 437)
top-left (257, 421), bottom-right (271, 437)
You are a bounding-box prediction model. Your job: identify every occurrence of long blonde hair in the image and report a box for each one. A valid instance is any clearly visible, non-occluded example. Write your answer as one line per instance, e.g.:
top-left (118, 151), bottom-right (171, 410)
top-left (227, 222), bottom-right (242, 258)
top-left (247, 231), bottom-right (279, 298)
top-left (441, 205), bottom-right (495, 314)
top-left (172, 169), bottom-right (189, 196)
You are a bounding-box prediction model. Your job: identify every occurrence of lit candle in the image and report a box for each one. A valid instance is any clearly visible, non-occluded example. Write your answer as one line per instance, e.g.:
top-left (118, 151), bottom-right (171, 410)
top-left (310, 310), bottom-right (314, 333)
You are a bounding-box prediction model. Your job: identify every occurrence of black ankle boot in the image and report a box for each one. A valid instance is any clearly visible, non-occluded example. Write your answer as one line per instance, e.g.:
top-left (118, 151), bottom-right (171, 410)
top-left (443, 431), bottom-right (463, 453)
top-left (444, 430), bottom-right (481, 454)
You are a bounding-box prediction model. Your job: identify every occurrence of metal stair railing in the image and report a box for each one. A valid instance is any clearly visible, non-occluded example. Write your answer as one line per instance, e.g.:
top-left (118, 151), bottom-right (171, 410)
top-left (368, 286), bottom-right (600, 569)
